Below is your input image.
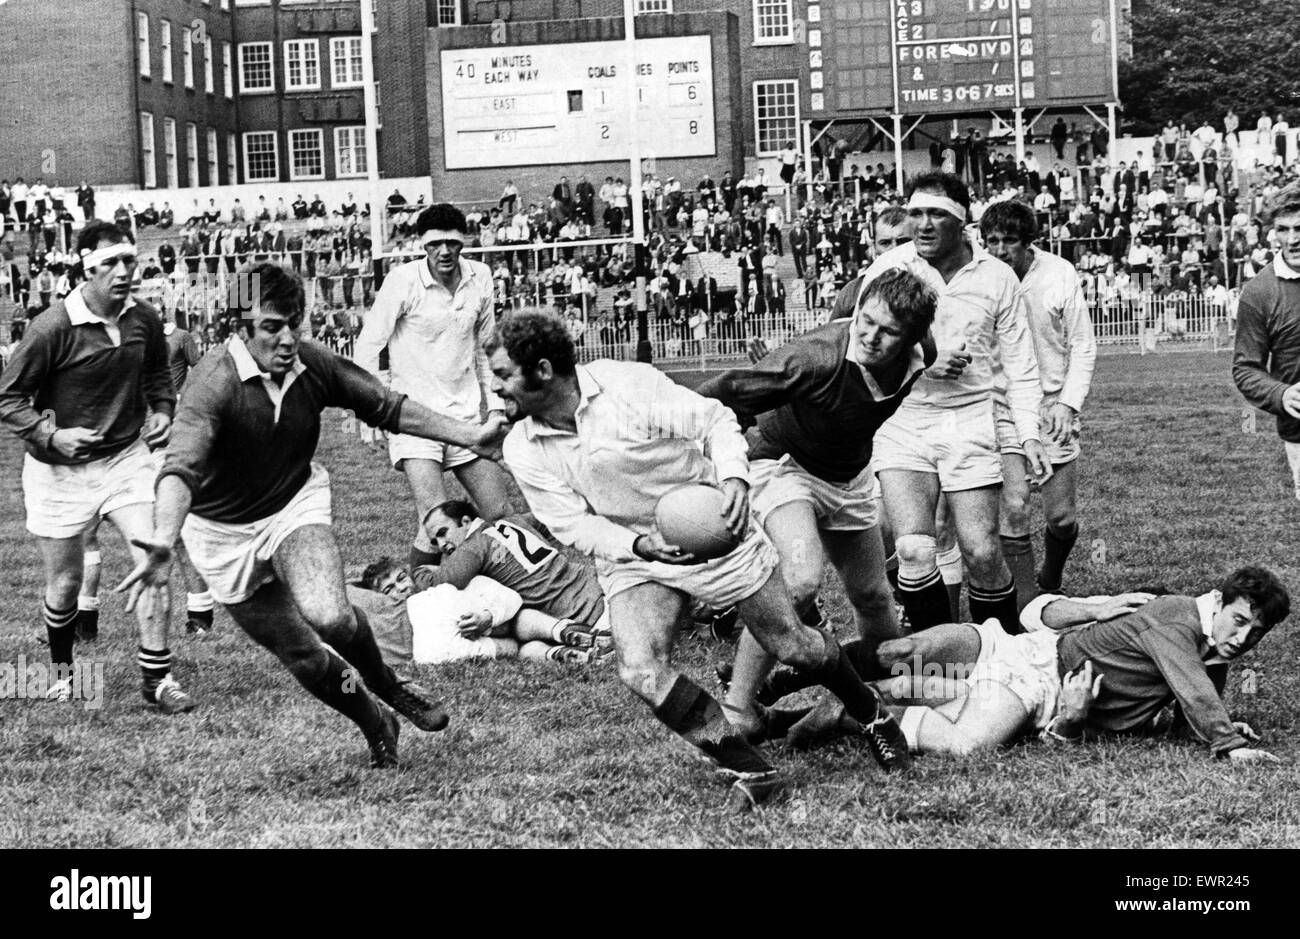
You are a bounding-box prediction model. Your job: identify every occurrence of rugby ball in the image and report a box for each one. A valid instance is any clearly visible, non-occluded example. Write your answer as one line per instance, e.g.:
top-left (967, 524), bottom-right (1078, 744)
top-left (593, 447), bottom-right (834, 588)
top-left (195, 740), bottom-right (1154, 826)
top-left (654, 484), bottom-right (742, 561)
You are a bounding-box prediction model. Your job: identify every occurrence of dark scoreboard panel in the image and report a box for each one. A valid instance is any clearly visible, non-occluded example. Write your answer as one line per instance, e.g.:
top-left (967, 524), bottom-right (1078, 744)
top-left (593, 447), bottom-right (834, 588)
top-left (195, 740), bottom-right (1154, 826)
top-left (818, 0), bottom-right (1116, 117)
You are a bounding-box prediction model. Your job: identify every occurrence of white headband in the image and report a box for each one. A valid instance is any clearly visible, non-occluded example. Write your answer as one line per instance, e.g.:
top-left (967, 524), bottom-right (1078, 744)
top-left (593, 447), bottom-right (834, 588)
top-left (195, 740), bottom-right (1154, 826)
top-left (907, 191), bottom-right (968, 222)
top-left (419, 229), bottom-right (465, 247)
top-left (80, 243), bottom-right (138, 269)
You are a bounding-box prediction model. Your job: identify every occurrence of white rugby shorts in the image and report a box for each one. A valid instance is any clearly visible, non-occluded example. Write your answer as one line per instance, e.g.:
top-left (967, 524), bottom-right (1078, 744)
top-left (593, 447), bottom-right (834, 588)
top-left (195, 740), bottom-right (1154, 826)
top-left (596, 523), bottom-right (779, 610)
top-left (23, 438), bottom-right (157, 539)
top-left (388, 432), bottom-right (480, 471)
top-left (749, 455), bottom-right (879, 531)
top-left (968, 617), bottom-right (1063, 731)
top-left (874, 399), bottom-right (1002, 491)
top-left (181, 462), bottom-right (333, 605)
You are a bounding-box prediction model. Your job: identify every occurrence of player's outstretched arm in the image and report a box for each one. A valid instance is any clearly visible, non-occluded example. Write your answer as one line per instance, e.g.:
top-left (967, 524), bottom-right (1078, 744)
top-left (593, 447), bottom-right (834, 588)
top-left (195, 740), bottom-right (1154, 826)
top-left (116, 474), bottom-right (194, 613)
top-left (397, 401), bottom-right (507, 455)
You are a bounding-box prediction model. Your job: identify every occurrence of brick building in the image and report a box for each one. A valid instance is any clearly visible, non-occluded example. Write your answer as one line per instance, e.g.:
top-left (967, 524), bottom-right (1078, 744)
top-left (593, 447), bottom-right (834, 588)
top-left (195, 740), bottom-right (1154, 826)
top-left (0, 0), bottom-right (368, 190)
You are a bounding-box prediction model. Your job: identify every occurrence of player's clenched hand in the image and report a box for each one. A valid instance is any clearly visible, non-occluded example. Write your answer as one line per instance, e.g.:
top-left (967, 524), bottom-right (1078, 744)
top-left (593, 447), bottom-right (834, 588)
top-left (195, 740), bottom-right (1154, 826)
top-left (1283, 383), bottom-right (1300, 420)
top-left (115, 537), bottom-right (175, 614)
top-left (1091, 592), bottom-right (1156, 621)
top-left (1227, 747), bottom-right (1281, 764)
top-left (1059, 660), bottom-right (1103, 720)
top-left (928, 342), bottom-right (971, 380)
top-left (143, 411), bottom-right (172, 449)
top-left (1022, 440), bottom-right (1054, 486)
top-left (470, 413), bottom-right (510, 458)
top-left (1046, 402), bottom-right (1075, 445)
top-left (633, 529), bottom-right (698, 565)
top-left (49, 427), bottom-right (104, 460)
top-left (719, 477), bottom-right (750, 539)
top-left (747, 337), bottom-right (771, 364)
top-left (456, 609), bottom-right (493, 639)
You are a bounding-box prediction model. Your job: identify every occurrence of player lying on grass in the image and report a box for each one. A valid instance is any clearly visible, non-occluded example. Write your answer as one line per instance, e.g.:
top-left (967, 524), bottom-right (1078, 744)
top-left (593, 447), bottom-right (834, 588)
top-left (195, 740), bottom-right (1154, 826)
top-left (118, 263), bottom-right (508, 769)
top-left (415, 498), bottom-right (610, 634)
top-left (489, 309), bottom-right (912, 814)
top-left (789, 567), bottom-right (1289, 762)
top-left (355, 559), bottom-right (609, 665)
top-left (696, 267), bottom-right (938, 742)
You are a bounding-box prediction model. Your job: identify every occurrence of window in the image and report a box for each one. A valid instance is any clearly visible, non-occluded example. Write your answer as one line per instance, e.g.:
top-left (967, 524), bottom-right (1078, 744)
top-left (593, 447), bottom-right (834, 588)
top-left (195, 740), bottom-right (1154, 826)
top-left (753, 79), bottom-right (798, 155)
top-left (330, 36), bottom-right (363, 88)
top-left (284, 39), bottom-right (320, 91)
top-left (239, 42), bottom-right (274, 93)
top-left (223, 42), bottom-right (233, 98)
top-left (160, 21), bottom-right (173, 83)
top-left (335, 126), bottom-right (367, 178)
top-left (207, 128), bottom-right (219, 185)
top-left (227, 134), bottom-right (238, 184)
top-left (137, 12), bottom-right (150, 77)
top-left (183, 27), bottom-right (194, 88)
top-left (140, 112), bottom-right (156, 188)
top-left (184, 123), bottom-right (198, 187)
top-left (436, 0), bottom-right (460, 25)
top-left (204, 37), bottom-right (214, 93)
top-left (752, 0), bottom-right (794, 44)
top-left (289, 129), bottom-right (325, 180)
top-left (636, 0), bottom-right (672, 11)
top-left (164, 118), bottom-right (178, 188)
top-left (243, 131), bottom-right (279, 181)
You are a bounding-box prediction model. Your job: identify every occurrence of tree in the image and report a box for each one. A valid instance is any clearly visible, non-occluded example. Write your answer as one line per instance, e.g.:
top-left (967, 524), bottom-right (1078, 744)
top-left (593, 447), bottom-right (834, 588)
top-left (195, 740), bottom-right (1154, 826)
top-left (1121, 0), bottom-right (1300, 132)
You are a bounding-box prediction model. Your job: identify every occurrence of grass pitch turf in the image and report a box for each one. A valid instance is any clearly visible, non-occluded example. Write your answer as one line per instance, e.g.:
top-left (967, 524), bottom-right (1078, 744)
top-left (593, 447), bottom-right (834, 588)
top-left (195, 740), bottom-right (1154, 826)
top-left (1, 350), bottom-right (1298, 847)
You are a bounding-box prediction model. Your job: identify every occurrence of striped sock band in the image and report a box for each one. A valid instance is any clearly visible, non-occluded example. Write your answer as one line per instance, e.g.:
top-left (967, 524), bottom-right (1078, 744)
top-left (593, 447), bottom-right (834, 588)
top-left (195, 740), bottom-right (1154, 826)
top-left (44, 601), bottom-right (77, 666)
top-left (138, 646), bottom-right (172, 687)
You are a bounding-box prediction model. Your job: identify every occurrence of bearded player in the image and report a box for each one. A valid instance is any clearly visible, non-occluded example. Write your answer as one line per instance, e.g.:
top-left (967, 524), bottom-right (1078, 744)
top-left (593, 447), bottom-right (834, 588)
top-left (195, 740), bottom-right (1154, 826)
top-left (696, 268), bottom-right (937, 739)
top-left (118, 263), bottom-right (507, 768)
top-left (489, 309), bottom-right (911, 813)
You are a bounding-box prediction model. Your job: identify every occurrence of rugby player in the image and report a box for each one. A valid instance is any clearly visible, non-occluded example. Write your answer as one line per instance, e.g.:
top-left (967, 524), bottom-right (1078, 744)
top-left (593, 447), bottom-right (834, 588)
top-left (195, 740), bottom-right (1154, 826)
top-left (117, 263), bottom-right (508, 768)
top-left (357, 558), bottom-right (605, 665)
top-left (980, 200), bottom-right (1097, 597)
top-left (355, 203), bottom-right (518, 571)
top-left (873, 567), bottom-right (1288, 762)
top-left (696, 268), bottom-right (937, 738)
top-left (1233, 181), bottom-right (1300, 497)
top-left (0, 221), bottom-right (191, 711)
top-left (417, 498), bottom-right (608, 635)
top-left (864, 172), bottom-right (1050, 635)
top-left (489, 309), bottom-right (912, 813)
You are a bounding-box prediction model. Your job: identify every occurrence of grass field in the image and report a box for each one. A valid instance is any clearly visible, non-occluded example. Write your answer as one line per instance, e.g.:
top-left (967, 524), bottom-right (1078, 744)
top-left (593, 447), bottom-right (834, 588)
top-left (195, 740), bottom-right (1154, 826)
top-left (2, 349), bottom-right (1299, 848)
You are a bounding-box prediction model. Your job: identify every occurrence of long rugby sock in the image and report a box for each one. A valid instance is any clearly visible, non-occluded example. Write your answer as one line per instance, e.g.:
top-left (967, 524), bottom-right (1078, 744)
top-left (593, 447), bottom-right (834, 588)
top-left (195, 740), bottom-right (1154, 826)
top-left (335, 605), bottom-right (401, 695)
top-left (796, 631), bottom-right (884, 727)
top-left (44, 601), bottom-right (77, 667)
top-left (653, 674), bottom-right (773, 774)
top-left (138, 646), bottom-right (173, 699)
top-left (936, 544), bottom-right (965, 618)
top-left (186, 591), bottom-right (215, 630)
top-left (968, 581), bottom-right (1020, 636)
top-left (1040, 522), bottom-right (1079, 592)
top-left (408, 544), bottom-right (441, 571)
top-left (75, 595), bottom-right (101, 641)
top-left (292, 645), bottom-right (385, 734)
top-left (897, 568), bottom-right (951, 631)
top-left (999, 534), bottom-right (1038, 612)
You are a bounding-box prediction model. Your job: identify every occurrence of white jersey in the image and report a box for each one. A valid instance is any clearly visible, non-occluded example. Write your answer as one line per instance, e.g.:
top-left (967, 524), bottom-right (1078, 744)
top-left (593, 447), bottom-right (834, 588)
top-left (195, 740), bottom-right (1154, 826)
top-left (407, 576), bottom-right (521, 664)
top-left (355, 256), bottom-right (502, 420)
top-left (1018, 248), bottom-right (1097, 412)
top-left (860, 240), bottom-right (1043, 444)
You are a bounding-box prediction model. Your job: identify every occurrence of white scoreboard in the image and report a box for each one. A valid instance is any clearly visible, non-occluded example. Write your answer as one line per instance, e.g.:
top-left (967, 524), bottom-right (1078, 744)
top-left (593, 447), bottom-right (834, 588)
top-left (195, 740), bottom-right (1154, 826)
top-left (440, 36), bottom-right (715, 170)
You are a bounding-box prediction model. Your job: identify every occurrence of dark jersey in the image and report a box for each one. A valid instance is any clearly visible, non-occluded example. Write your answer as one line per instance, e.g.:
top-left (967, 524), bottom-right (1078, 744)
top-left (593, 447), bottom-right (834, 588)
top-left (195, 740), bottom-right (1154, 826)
top-left (696, 319), bottom-right (935, 482)
top-left (412, 514), bottom-right (605, 625)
